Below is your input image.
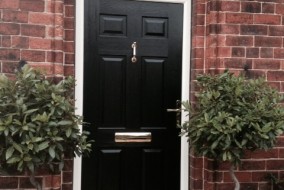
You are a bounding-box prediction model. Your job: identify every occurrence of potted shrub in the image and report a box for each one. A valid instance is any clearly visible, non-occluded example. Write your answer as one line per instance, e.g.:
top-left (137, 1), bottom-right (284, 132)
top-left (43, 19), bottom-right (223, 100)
top-left (0, 65), bottom-right (92, 190)
top-left (181, 71), bottom-right (284, 190)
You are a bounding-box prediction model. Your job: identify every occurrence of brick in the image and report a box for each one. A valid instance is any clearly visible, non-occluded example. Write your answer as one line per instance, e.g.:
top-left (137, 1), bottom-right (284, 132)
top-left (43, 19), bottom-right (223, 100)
top-left (46, 1), bottom-right (63, 13)
top-left (30, 63), bottom-right (54, 75)
top-left (212, 1), bottom-right (240, 12)
top-left (54, 40), bottom-right (63, 51)
top-left (268, 82), bottom-right (281, 91)
top-left (254, 59), bottom-right (281, 70)
top-left (276, 3), bottom-right (284, 15)
top-left (207, 35), bottom-right (226, 47)
top-left (204, 170), bottom-right (214, 182)
top-left (193, 37), bottom-right (204, 48)
top-left (246, 70), bottom-right (266, 79)
top-left (241, 2), bottom-right (261, 13)
top-left (64, 17), bottom-right (75, 29)
top-left (63, 159), bottom-right (73, 171)
top-left (267, 71), bottom-right (284, 81)
top-left (65, 5), bottom-right (75, 17)
top-left (62, 183), bottom-right (73, 190)
top-left (240, 183), bottom-right (258, 190)
top-left (64, 65), bottom-right (74, 76)
top-left (0, 177), bottom-right (18, 188)
top-left (21, 50), bottom-right (45, 62)
top-left (260, 48), bottom-right (273, 58)
top-left (0, 49), bottom-right (19, 60)
top-left (64, 41), bottom-right (75, 53)
top-left (65, 53), bottom-right (74, 65)
top-left (194, 48), bottom-right (204, 58)
top-left (232, 47), bottom-right (245, 57)
top-left (2, 36), bottom-right (11, 47)
top-left (63, 172), bottom-right (73, 183)
top-left (267, 160), bottom-right (284, 170)
top-left (224, 171), bottom-right (252, 182)
top-left (226, 36), bottom-right (253, 46)
top-left (255, 36), bottom-right (282, 47)
top-left (226, 13), bottom-right (253, 24)
top-left (20, 177), bottom-right (43, 188)
top-left (207, 12), bottom-right (226, 24)
top-left (276, 137), bottom-right (284, 147)
top-left (29, 13), bottom-right (55, 25)
top-left (215, 183), bottom-right (234, 190)
top-left (269, 26), bottom-right (284, 36)
top-left (274, 49), bottom-right (284, 59)
top-left (20, 0), bottom-right (44, 12)
top-left (240, 160), bottom-right (266, 170)
top-left (254, 14), bottom-right (281, 25)
top-left (47, 26), bottom-right (64, 38)
top-left (280, 149), bottom-right (284, 158)
top-left (192, 168), bottom-right (203, 180)
top-left (3, 10), bottom-right (28, 23)
top-left (195, 3), bottom-right (205, 14)
top-left (192, 59), bottom-right (204, 70)
top-left (12, 36), bottom-right (29, 48)
top-left (192, 179), bottom-right (203, 189)
top-left (208, 24), bottom-right (239, 35)
top-left (21, 24), bottom-right (45, 37)
top-left (207, 1), bottom-right (219, 12)
top-left (218, 47), bottom-right (231, 57)
top-left (252, 171), bottom-right (278, 182)
top-left (222, 58), bottom-right (252, 69)
top-left (240, 25), bottom-right (267, 35)
top-left (196, 15), bottom-right (205, 25)
top-left (0, 0), bottom-right (19, 9)
top-left (0, 23), bottom-right (20, 35)
top-left (262, 3), bottom-right (275, 14)
top-left (193, 26), bottom-right (205, 36)
top-left (30, 38), bottom-right (52, 50)
top-left (2, 62), bottom-right (17, 73)
top-left (47, 51), bottom-right (63, 63)
top-left (55, 15), bottom-right (64, 26)
top-left (246, 48), bottom-right (259, 58)
top-left (45, 175), bottom-right (61, 188)
top-left (251, 149), bottom-right (279, 159)
top-left (64, 0), bottom-right (75, 5)
top-left (204, 182), bottom-right (215, 190)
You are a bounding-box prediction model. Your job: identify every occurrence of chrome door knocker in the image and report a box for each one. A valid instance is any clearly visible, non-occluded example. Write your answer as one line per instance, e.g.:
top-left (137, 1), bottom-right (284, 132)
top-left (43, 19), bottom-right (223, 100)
top-left (131, 42), bottom-right (137, 63)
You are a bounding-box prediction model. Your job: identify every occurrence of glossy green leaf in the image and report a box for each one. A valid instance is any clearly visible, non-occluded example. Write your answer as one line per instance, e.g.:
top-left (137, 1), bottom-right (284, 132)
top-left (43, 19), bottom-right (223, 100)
top-left (5, 147), bottom-right (15, 160)
top-left (38, 141), bottom-right (49, 151)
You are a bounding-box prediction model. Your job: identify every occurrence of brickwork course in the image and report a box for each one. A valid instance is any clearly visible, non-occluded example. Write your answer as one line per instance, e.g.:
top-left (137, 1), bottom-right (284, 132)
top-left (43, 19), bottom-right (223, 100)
top-left (191, 0), bottom-right (284, 189)
top-left (0, 0), bottom-right (284, 189)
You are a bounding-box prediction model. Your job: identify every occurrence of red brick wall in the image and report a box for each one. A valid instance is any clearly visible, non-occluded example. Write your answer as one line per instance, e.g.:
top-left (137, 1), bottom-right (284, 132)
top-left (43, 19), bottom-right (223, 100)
top-left (0, 0), bottom-right (75, 78)
top-left (0, 0), bottom-right (75, 189)
top-left (191, 0), bottom-right (284, 189)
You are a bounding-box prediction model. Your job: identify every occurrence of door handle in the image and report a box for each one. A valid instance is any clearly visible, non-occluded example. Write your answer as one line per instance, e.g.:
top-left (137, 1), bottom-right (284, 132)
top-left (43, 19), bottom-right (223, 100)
top-left (131, 42), bottom-right (137, 63)
top-left (167, 100), bottom-right (181, 125)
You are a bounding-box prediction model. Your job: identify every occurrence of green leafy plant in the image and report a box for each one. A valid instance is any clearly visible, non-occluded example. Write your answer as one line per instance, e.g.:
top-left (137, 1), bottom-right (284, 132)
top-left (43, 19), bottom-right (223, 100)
top-left (181, 71), bottom-right (284, 190)
top-left (0, 65), bottom-right (92, 190)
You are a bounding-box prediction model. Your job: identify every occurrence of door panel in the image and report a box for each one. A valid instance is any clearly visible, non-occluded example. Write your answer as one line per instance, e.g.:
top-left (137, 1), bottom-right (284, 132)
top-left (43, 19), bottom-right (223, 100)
top-left (83, 0), bottom-right (183, 189)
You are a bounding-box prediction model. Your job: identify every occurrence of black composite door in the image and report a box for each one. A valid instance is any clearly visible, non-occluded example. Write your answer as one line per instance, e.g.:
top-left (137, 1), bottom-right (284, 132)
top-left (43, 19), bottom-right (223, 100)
top-left (83, 0), bottom-right (183, 189)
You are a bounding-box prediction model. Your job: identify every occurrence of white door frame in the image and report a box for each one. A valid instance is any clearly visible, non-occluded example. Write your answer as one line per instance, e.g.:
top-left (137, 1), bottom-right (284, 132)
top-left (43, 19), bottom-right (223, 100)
top-left (74, 0), bottom-right (191, 189)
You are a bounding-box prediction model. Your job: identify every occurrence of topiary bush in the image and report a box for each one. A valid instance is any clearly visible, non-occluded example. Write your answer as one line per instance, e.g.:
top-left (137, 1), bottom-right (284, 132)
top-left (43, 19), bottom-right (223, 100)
top-left (0, 65), bottom-right (92, 189)
top-left (181, 71), bottom-right (284, 190)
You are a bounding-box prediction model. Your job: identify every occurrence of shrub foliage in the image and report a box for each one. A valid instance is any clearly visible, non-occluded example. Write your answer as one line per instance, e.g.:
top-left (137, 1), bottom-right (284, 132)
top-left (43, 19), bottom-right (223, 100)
top-left (182, 71), bottom-right (284, 166)
top-left (0, 66), bottom-right (92, 174)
